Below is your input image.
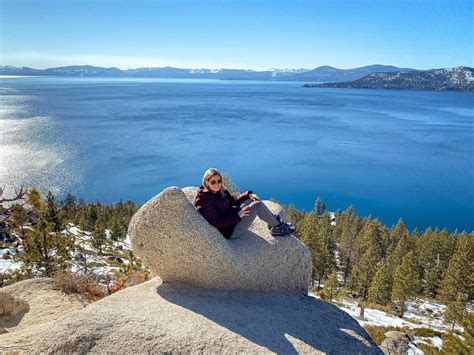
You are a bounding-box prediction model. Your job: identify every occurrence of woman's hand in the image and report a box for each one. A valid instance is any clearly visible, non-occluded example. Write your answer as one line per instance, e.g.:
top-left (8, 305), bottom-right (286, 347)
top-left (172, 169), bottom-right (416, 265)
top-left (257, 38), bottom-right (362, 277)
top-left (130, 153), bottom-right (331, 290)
top-left (238, 205), bottom-right (251, 218)
top-left (250, 193), bottom-right (260, 200)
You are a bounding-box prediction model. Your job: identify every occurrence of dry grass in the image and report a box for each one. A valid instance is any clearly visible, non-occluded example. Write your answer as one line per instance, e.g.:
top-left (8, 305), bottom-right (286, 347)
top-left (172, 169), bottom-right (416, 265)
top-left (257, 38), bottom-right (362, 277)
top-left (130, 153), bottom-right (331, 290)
top-left (363, 325), bottom-right (411, 345)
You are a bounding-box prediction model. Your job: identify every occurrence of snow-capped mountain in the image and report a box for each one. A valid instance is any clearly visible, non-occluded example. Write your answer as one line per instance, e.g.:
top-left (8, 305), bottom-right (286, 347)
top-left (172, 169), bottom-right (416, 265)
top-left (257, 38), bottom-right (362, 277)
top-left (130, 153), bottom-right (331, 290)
top-left (306, 66), bottom-right (474, 91)
top-left (0, 64), bottom-right (415, 82)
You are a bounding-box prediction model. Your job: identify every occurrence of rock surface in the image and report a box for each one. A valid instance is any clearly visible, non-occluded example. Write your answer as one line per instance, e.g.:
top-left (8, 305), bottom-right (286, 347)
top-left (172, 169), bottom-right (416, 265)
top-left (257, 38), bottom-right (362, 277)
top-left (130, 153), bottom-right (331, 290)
top-left (380, 331), bottom-right (415, 355)
top-left (128, 186), bottom-right (312, 292)
top-left (33, 277), bottom-right (382, 354)
top-left (0, 278), bottom-right (89, 353)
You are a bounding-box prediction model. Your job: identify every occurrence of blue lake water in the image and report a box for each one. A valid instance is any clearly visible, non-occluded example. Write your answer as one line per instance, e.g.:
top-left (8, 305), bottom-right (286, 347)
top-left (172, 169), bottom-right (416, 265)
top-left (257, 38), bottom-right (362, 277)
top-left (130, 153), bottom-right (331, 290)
top-left (0, 76), bottom-right (473, 232)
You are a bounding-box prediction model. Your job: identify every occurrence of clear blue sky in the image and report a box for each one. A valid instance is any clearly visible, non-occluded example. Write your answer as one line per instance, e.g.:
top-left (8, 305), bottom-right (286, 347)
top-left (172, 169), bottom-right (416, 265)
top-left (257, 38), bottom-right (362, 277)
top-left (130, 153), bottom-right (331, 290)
top-left (1, 0), bottom-right (472, 70)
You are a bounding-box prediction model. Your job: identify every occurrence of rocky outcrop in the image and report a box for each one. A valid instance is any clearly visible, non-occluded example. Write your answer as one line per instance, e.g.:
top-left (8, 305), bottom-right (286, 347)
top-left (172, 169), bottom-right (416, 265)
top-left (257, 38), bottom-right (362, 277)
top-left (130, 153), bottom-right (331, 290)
top-left (128, 186), bottom-right (312, 293)
top-left (2, 188), bottom-right (383, 353)
top-left (33, 277), bottom-right (382, 354)
top-left (0, 278), bottom-right (88, 353)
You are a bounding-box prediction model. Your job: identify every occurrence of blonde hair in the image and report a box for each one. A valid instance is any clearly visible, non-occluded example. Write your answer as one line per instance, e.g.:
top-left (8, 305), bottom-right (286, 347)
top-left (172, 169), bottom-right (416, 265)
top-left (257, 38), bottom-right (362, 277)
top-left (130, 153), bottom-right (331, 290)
top-left (202, 168), bottom-right (224, 193)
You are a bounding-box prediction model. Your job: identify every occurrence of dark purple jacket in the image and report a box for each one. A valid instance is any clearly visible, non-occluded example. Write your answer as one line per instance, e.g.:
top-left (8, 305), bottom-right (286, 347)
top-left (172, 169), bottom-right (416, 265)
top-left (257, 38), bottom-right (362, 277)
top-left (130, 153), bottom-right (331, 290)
top-left (194, 186), bottom-right (252, 239)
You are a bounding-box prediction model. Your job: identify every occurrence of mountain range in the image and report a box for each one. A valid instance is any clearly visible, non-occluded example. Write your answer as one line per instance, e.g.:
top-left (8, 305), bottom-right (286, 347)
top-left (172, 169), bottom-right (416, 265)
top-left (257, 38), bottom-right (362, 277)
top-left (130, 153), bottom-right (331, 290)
top-left (304, 66), bottom-right (474, 91)
top-left (0, 64), bottom-right (415, 83)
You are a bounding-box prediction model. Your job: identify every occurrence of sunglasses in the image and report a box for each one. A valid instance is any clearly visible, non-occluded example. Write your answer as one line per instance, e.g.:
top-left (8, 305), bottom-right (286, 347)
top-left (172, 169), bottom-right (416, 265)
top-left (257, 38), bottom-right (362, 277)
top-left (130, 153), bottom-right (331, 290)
top-left (209, 179), bottom-right (222, 185)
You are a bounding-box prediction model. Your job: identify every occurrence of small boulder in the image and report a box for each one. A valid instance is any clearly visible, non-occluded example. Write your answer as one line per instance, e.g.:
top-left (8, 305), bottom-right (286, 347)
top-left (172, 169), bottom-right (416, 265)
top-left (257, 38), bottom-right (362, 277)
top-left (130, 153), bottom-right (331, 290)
top-left (380, 331), bottom-right (415, 355)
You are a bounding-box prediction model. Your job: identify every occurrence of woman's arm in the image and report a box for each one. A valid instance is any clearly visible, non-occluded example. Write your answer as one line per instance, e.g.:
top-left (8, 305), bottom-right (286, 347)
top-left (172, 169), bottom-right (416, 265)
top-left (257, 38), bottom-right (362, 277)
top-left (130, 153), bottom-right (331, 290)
top-left (229, 190), bottom-right (253, 205)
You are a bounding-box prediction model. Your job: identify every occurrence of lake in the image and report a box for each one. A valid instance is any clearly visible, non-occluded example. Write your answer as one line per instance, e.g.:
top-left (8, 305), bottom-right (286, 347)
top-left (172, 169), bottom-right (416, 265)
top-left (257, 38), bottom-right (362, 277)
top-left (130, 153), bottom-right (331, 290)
top-left (0, 76), bottom-right (473, 231)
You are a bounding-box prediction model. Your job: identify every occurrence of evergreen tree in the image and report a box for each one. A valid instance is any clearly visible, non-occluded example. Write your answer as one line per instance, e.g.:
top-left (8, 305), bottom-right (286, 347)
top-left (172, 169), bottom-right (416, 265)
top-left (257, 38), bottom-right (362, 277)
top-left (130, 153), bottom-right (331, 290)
top-left (91, 219), bottom-right (107, 254)
top-left (286, 203), bottom-right (304, 232)
top-left (27, 187), bottom-right (43, 211)
top-left (347, 245), bottom-right (381, 319)
top-left (299, 211), bottom-right (335, 288)
top-left (314, 197), bottom-right (327, 217)
top-left (444, 292), bottom-right (467, 331)
top-left (350, 219), bottom-right (383, 269)
top-left (17, 218), bottom-right (74, 277)
top-left (387, 218), bottom-right (410, 254)
top-left (60, 193), bottom-right (77, 222)
top-left (110, 214), bottom-right (126, 244)
top-left (222, 173), bottom-right (239, 194)
top-left (368, 258), bottom-right (392, 305)
top-left (438, 234), bottom-right (473, 304)
top-left (10, 203), bottom-right (29, 238)
top-left (336, 206), bottom-right (357, 284)
top-left (44, 191), bottom-right (62, 232)
top-left (424, 263), bottom-right (444, 298)
top-left (441, 311), bottom-right (473, 354)
top-left (391, 251), bottom-right (421, 317)
top-left (324, 271), bottom-right (340, 302)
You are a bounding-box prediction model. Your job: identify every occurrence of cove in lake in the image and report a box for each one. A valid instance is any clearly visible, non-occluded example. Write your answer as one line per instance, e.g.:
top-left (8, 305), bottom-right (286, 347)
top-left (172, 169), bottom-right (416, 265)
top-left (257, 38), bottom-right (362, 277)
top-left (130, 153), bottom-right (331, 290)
top-left (0, 77), bottom-right (473, 231)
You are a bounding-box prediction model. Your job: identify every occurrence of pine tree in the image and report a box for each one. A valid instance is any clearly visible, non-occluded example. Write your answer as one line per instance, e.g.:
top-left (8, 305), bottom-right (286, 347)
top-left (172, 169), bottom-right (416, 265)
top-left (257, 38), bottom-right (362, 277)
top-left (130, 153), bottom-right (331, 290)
top-left (368, 258), bottom-right (392, 305)
top-left (314, 197), bottom-right (326, 217)
top-left (424, 263), bottom-right (444, 298)
top-left (337, 208), bottom-right (354, 277)
top-left (110, 214), bottom-right (126, 244)
top-left (286, 204), bottom-right (304, 231)
top-left (17, 218), bottom-right (74, 277)
top-left (27, 187), bottom-right (43, 211)
top-left (441, 311), bottom-right (473, 354)
top-left (299, 211), bottom-right (335, 288)
top-left (347, 245), bottom-right (381, 319)
top-left (60, 193), bottom-right (77, 222)
top-left (222, 173), bottom-right (239, 194)
top-left (10, 203), bottom-right (29, 238)
top-left (438, 234), bottom-right (473, 304)
top-left (324, 271), bottom-right (339, 302)
top-left (391, 251), bottom-right (421, 317)
top-left (92, 219), bottom-right (107, 254)
top-left (45, 191), bottom-right (62, 232)
top-left (444, 292), bottom-right (467, 331)
top-left (386, 218), bottom-right (410, 258)
top-left (350, 219), bottom-right (384, 271)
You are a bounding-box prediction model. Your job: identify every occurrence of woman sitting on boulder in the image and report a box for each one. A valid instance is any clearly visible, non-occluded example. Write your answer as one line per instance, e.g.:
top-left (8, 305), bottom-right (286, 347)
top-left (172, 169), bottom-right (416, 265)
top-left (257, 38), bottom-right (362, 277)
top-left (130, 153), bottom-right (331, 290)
top-left (194, 168), bottom-right (295, 239)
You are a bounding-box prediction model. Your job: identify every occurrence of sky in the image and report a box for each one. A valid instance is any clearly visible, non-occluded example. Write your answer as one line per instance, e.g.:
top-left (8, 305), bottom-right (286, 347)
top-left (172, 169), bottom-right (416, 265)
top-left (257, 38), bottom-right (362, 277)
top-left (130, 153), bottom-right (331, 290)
top-left (0, 0), bottom-right (472, 70)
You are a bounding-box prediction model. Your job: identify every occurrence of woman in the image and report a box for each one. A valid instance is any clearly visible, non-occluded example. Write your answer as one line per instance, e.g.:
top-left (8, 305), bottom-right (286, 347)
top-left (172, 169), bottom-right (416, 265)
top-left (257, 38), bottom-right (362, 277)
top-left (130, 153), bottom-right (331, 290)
top-left (194, 168), bottom-right (295, 239)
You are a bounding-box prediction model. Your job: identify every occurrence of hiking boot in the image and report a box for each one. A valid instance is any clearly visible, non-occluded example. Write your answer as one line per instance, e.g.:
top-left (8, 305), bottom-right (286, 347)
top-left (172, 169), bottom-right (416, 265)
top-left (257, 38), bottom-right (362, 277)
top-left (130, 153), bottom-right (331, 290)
top-left (268, 214), bottom-right (292, 230)
top-left (271, 223), bottom-right (296, 236)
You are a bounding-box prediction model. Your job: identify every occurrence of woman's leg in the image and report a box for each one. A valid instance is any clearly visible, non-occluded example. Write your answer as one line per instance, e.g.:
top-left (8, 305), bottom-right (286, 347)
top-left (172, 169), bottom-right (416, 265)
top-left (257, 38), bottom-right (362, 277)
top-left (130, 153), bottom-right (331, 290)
top-left (230, 200), bottom-right (279, 238)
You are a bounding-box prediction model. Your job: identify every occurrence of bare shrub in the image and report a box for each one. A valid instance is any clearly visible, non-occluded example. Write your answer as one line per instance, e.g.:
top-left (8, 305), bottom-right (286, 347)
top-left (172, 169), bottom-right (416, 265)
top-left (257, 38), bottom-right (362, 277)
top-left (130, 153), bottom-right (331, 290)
top-left (52, 270), bottom-right (106, 301)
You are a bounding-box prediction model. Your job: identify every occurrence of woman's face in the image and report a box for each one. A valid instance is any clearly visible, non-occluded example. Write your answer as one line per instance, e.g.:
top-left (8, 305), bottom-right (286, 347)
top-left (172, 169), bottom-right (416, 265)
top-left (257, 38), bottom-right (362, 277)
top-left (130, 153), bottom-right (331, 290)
top-left (206, 174), bottom-right (222, 193)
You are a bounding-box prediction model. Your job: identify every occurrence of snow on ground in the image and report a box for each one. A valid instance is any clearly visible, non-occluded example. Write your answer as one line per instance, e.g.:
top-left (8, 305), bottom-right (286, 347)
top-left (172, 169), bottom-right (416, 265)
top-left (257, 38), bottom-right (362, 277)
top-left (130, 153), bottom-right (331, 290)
top-left (307, 292), bottom-right (461, 350)
top-left (0, 258), bottom-right (22, 273)
top-left (308, 295), bottom-right (456, 334)
top-left (0, 248), bottom-right (23, 273)
top-left (414, 336), bottom-right (443, 350)
top-left (1, 224), bottom-right (136, 278)
top-left (338, 298), bottom-right (415, 328)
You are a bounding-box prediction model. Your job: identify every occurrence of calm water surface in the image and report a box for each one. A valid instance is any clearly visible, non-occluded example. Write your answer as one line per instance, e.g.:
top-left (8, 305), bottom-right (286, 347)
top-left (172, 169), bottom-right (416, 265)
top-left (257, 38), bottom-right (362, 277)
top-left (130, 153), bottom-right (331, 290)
top-left (0, 77), bottom-right (473, 231)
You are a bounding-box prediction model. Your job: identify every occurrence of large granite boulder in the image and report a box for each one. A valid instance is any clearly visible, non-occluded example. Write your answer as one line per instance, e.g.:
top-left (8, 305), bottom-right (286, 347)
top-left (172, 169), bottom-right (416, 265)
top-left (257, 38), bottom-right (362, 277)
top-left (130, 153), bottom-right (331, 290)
top-left (128, 186), bottom-right (312, 293)
top-left (5, 188), bottom-right (382, 354)
top-left (32, 277), bottom-right (382, 354)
